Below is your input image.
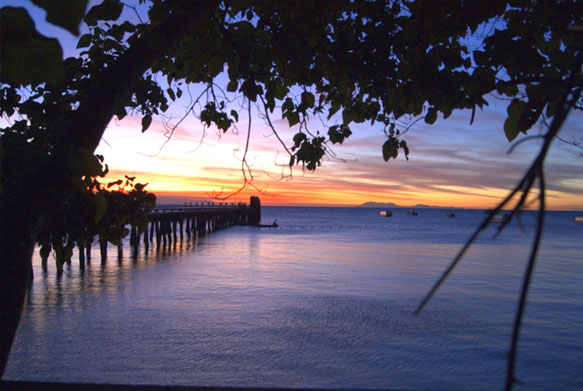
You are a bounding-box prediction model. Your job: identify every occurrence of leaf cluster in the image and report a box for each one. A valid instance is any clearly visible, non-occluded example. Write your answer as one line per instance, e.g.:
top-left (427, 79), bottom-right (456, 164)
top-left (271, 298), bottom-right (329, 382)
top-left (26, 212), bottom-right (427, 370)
top-left (146, 0), bottom-right (581, 169)
top-left (2, 0), bottom-right (582, 181)
top-left (37, 173), bottom-right (156, 269)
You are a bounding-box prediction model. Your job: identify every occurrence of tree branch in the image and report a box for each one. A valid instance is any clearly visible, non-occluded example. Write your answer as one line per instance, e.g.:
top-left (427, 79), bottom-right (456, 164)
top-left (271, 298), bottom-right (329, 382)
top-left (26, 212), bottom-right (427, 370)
top-left (415, 49), bottom-right (583, 390)
top-left (68, 2), bottom-right (220, 152)
top-left (505, 167), bottom-right (545, 391)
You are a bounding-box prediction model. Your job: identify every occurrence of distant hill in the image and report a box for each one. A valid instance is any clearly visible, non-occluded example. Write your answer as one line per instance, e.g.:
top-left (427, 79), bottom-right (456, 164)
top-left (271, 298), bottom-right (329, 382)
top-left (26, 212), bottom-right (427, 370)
top-left (357, 202), bottom-right (437, 208)
top-left (357, 202), bottom-right (401, 208)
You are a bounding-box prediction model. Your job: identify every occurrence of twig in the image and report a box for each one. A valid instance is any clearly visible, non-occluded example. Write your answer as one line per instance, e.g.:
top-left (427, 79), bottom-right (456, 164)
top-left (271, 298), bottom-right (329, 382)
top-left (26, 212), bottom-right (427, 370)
top-left (414, 168), bottom-right (530, 314)
top-left (507, 135), bottom-right (544, 154)
top-left (258, 95), bottom-right (293, 156)
top-left (121, 2), bottom-right (146, 24)
top-left (415, 49), bottom-right (582, 391)
top-left (213, 99), bottom-right (266, 200)
top-left (143, 87), bottom-right (209, 157)
top-left (241, 99), bottom-right (253, 184)
top-left (505, 167), bottom-right (545, 391)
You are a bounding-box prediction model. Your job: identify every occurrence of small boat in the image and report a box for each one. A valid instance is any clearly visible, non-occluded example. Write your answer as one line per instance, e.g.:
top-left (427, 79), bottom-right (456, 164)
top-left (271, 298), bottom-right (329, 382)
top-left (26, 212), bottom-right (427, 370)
top-left (575, 216), bottom-right (583, 224)
top-left (408, 208), bottom-right (418, 216)
top-left (491, 213), bottom-right (510, 223)
top-left (255, 220), bottom-right (278, 228)
top-left (446, 210), bottom-right (456, 218)
top-left (380, 210), bottom-right (392, 217)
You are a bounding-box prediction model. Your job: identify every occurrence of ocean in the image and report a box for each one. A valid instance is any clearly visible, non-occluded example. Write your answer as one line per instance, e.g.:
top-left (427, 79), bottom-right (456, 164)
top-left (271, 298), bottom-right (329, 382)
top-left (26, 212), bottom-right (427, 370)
top-left (4, 206), bottom-right (583, 390)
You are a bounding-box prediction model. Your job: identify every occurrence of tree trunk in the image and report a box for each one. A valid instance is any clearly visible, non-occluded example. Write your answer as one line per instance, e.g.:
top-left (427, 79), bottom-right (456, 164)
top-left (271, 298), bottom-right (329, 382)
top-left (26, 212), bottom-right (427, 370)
top-left (0, 217), bottom-right (36, 378)
top-left (0, 148), bottom-right (45, 376)
top-left (0, 1), bottom-right (220, 377)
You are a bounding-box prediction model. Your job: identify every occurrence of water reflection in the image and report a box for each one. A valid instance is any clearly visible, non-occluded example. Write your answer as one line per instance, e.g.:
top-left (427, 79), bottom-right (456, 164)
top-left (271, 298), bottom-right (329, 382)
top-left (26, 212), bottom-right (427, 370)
top-left (27, 233), bottom-right (206, 308)
top-left (6, 208), bottom-right (583, 390)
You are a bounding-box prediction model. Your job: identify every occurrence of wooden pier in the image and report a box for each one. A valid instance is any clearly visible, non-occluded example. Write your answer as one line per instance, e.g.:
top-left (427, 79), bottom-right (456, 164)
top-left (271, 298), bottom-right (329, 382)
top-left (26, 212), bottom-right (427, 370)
top-left (98, 196), bottom-right (261, 261)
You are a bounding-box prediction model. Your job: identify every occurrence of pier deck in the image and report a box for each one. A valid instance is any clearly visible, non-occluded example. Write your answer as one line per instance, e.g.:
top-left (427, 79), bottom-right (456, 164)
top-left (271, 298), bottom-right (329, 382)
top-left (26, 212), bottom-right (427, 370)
top-left (98, 196), bottom-right (261, 259)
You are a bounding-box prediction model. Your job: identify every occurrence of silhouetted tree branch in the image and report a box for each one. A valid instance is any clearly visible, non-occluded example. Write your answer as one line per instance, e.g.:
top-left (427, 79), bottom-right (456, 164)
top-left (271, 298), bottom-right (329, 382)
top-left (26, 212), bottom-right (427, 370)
top-left (416, 49), bottom-right (583, 391)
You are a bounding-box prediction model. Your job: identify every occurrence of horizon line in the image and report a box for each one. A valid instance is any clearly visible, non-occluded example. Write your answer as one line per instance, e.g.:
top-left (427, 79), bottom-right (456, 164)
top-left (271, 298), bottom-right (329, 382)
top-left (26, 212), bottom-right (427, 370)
top-left (153, 196), bottom-right (582, 212)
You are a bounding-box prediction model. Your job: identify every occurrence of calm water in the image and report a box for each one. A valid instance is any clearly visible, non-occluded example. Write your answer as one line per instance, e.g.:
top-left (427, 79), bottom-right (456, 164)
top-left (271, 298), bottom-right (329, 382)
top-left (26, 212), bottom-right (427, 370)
top-left (5, 207), bottom-right (583, 390)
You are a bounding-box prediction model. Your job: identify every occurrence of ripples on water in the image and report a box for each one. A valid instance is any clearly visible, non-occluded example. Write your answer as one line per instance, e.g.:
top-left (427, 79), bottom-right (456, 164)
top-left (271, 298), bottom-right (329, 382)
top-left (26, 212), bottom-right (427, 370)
top-left (5, 207), bottom-right (583, 390)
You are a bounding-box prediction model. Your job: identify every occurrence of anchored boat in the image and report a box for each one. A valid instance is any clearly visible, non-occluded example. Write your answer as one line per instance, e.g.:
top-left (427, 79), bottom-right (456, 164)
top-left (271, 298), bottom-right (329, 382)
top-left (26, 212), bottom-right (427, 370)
top-left (256, 220), bottom-right (279, 228)
top-left (491, 213), bottom-right (510, 223)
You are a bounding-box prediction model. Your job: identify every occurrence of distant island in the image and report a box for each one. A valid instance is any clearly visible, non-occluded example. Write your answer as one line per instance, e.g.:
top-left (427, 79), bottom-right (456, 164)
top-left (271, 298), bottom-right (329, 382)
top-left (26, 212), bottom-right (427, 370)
top-left (357, 201), bottom-right (436, 209)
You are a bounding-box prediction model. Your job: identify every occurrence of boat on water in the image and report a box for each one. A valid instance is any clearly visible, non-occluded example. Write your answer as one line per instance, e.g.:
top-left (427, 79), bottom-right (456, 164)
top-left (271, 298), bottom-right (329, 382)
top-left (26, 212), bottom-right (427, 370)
top-left (255, 220), bottom-right (279, 228)
top-left (575, 216), bottom-right (583, 224)
top-left (491, 213), bottom-right (510, 223)
top-left (446, 210), bottom-right (456, 218)
top-left (408, 208), bottom-right (418, 216)
top-left (380, 210), bottom-right (392, 217)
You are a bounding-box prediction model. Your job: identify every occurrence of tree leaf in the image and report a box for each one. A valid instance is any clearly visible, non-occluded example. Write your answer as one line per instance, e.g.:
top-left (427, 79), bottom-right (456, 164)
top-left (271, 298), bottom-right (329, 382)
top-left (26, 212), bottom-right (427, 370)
top-left (107, 179), bottom-right (123, 188)
top-left (0, 7), bottom-right (64, 86)
top-left (382, 138), bottom-right (399, 161)
top-left (76, 33), bottom-right (92, 49)
top-left (504, 117), bottom-right (519, 142)
top-left (287, 111), bottom-right (300, 127)
top-left (68, 146), bottom-right (107, 177)
top-left (546, 97), bottom-right (561, 118)
top-left (328, 100), bottom-right (341, 120)
top-left (141, 114), bottom-right (152, 132)
top-left (424, 107), bottom-right (438, 124)
top-left (281, 98), bottom-right (294, 114)
top-left (328, 124), bottom-right (352, 144)
top-left (241, 80), bottom-right (258, 101)
top-left (301, 92), bottom-right (315, 108)
top-left (274, 84), bottom-right (288, 100)
top-left (226, 80), bottom-right (238, 92)
top-left (85, 0), bottom-right (123, 26)
top-left (292, 132), bottom-right (307, 148)
top-left (206, 56), bottom-right (225, 77)
top-left (342, 109), bottom-right (354, 125)
top-left (400, 140), bottom-right (410, 160)
top-left (505, 99), bottom-right (525, 141)
top-left (32, 0), bottom-right (88, 35)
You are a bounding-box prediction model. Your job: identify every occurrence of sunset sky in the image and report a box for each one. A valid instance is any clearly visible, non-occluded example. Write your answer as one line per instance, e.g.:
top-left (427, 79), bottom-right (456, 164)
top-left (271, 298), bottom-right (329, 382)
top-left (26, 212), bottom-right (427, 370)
top-left (9, 1), bottom-right (583, 210)
top-left (95, 99), bottom-right (583, 209)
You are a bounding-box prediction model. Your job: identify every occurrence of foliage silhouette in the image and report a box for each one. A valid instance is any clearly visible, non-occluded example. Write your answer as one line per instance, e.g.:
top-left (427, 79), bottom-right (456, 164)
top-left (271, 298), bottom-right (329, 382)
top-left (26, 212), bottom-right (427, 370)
top-left (36, 172), bottom-right (155, 275)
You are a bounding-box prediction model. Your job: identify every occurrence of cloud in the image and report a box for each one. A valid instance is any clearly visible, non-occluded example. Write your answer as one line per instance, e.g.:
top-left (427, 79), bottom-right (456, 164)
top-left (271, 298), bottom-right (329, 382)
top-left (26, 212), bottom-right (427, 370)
top-left (95, 105), bottom-right (583, 210)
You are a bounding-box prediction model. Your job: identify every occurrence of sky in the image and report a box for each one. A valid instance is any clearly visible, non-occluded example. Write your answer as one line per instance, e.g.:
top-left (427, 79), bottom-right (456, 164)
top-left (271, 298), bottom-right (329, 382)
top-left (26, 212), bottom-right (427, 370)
top-left (95, 98), bottom-right (583, 209)
top-left (6, 1), bottom-right (583, 210)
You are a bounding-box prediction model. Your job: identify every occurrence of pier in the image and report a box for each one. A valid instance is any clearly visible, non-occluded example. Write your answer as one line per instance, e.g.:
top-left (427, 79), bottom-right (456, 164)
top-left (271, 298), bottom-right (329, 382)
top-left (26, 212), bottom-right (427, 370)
top-left (97, 196), bottom-right (261, 261)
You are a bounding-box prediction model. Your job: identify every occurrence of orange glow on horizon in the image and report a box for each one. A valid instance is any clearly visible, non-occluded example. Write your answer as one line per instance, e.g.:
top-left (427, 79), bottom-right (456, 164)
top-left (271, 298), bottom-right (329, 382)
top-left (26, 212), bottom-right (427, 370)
top-left (96, 114), bottom-right (583, 211)
top-left (148, 183), bottom-right (583, 211)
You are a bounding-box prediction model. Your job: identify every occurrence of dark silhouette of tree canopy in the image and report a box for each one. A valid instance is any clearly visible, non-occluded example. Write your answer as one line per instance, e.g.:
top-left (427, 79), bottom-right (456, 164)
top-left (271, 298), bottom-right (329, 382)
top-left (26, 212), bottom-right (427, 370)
top-left (1, 1), bottom-right (582, 389)
top-left (35, 172), bottom-right (156, 275)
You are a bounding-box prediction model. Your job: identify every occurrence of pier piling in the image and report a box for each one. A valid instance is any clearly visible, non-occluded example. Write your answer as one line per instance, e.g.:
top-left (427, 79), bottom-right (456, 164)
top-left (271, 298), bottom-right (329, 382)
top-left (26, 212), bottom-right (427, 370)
top-left (73, 198), bottom-right (258, 258)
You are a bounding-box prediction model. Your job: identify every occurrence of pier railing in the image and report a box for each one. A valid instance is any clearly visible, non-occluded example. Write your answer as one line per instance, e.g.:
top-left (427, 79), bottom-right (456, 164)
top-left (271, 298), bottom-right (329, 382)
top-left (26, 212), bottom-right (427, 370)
top-left (87, 197), bottom-right (261, 262)
top-left (96, 197), bottom-right (261, 261)
top-left (151, 202), bottom-right (248, 214)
